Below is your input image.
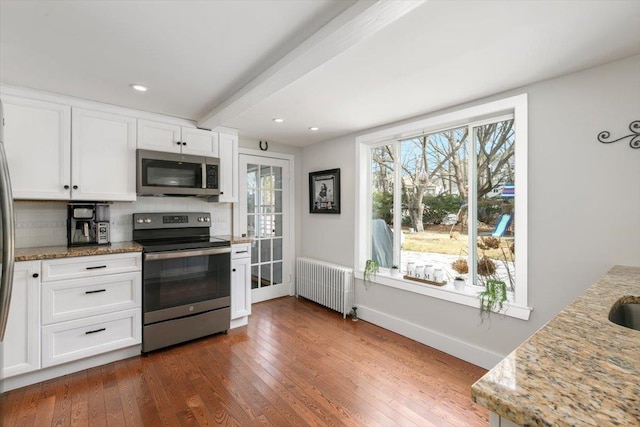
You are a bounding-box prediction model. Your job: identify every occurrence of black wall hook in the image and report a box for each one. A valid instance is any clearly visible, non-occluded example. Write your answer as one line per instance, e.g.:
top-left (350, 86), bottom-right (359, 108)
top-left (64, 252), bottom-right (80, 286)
top-left (259, 140), bottom-right (269, 151)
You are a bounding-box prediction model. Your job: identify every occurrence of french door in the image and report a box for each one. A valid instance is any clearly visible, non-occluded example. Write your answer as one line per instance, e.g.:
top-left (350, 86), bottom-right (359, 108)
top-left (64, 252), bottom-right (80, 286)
top-left (238, 154), bottom-right (291, 303)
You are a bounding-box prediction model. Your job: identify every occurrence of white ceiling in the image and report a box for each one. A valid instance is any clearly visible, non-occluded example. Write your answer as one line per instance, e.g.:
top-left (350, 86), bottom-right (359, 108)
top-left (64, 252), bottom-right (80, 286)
top-left (1, 0), bottom-right (639, 147)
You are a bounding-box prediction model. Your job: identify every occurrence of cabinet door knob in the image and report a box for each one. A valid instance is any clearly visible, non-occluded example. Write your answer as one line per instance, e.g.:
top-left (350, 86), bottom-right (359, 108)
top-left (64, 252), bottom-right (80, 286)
top-left (73, 185), bottom-right (78, 190)
top-left (64, 185), bottom-right (70, 190)
top-left (232, 268), bottom-right (236, 272)
top-left (32, 273), bottom-right (39, 278)
top-left (176, 141), bottom-right (182, 145)
top-left (182, 142), bottom-right (187, 146)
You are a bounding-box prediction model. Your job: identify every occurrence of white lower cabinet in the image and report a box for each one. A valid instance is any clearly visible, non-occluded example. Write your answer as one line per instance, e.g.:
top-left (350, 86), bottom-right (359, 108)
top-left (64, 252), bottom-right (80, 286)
top-left (231, 243), bottom-right (251, 325)
top-left (41, 252), bottom-right (142, 368)
top-left (1, 261), bottom-right (41, 378)
top-left (41, 309), bottom-right (141, 368)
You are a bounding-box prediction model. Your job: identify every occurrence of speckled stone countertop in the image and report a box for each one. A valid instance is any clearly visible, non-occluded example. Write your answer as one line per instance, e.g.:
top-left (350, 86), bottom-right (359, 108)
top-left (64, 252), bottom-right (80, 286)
top-left (471, 265), bottom-right (640, 426)
top-left (15, 241), bottom-right (142, 261)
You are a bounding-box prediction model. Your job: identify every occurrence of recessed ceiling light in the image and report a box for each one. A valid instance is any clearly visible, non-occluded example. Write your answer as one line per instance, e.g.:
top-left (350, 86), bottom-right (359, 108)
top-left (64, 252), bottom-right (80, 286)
top-left (273, 118), bottom-right (284, 123)
top-left (130, 84), bottom-right (148, 92)
top-left (309, 127), bottom-right (319, 131)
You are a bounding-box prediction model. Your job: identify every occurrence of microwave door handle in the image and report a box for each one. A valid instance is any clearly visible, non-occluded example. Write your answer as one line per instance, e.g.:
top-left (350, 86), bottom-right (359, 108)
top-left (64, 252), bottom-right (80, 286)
top-left (202, 163), bottom-right (207, 189)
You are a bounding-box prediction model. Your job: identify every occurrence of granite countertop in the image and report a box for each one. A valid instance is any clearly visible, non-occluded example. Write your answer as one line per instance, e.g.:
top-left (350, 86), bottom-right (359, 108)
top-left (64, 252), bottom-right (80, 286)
top-left (471, 265), bottom-right (640, 426)
top-left (15, 241), bottom-right (142, 261)
top-left (14, 237), bottom-right (250, 262)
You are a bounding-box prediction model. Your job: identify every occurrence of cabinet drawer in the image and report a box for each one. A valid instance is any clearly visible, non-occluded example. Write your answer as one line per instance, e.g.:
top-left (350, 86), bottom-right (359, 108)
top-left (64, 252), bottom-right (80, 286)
top-left (42, 252), bottom-right (141, 282)
top-left (42, 272), bottom-right (141, 325)
top-left (41, 309), bottom-right (141, 367)
top-left (231, 243), bottom-right (251, 259)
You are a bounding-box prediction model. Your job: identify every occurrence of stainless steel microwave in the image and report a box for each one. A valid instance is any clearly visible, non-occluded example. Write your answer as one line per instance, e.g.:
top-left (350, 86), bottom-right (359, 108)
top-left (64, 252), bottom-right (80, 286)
top-left (137, 149), bottom-right (220, 197)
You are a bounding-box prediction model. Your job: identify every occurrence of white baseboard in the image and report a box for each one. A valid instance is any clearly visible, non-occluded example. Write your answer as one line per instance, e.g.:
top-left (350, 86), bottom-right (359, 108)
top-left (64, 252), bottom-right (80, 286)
top-left (3, 345), bottom-right (141, 392)
top-left (357, 305), bottom-right (503, 369)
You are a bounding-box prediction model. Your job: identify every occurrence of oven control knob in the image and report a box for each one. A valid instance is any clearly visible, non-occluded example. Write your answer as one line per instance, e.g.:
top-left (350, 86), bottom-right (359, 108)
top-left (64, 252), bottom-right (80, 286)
top-left (136, 218), bottom-right (144, 224)
top-left (205, 217), bottom-right (210, 222)
top-left (197, 217), bottom-right (203, 222)
top-left (144, 218), bottom-right (152, 223)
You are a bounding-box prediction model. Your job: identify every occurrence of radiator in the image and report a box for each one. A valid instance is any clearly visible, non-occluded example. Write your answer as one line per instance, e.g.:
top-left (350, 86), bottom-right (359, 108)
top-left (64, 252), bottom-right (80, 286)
top-left (296, 257), bottom-right (354, 318)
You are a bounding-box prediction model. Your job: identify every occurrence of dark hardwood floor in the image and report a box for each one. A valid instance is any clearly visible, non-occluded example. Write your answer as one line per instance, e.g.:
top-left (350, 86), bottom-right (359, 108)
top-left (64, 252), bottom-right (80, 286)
top-left (1, 296), bottom-right (489, 426)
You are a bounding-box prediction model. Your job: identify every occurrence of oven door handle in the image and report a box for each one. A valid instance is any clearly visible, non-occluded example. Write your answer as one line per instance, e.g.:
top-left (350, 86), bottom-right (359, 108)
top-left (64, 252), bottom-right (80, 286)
top-left (144, 247), bottom-right (231, 261)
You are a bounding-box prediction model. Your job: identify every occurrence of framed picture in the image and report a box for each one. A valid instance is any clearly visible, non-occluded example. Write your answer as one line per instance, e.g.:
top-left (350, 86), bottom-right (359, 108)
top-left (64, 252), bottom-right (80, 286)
top-left (309, 168), bottom-right (340, 214)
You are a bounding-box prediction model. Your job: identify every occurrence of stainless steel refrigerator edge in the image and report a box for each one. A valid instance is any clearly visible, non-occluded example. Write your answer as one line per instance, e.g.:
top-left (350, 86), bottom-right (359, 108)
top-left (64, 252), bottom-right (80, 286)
top-left (0, 99), bottom-right (17, 394)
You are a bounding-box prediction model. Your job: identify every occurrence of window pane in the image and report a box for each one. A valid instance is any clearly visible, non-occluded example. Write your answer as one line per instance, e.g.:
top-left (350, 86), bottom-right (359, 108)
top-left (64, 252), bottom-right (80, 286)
top-left (474, 119), bottom-right (515, 290)
top-left (371, 145), bottom-right (395, 269)
top-left (400, 127), bottom-right (470, 283)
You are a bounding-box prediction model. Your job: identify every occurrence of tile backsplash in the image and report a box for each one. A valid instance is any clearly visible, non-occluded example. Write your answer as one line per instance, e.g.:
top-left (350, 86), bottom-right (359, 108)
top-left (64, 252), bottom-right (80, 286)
top-left (14, 197), bottom-right (232, 248)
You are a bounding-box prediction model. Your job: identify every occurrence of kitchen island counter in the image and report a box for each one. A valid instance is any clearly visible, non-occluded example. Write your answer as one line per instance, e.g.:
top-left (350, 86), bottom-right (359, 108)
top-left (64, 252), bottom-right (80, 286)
top-left (15, 241), bottom-right (142, 261)
top-left (471, 265), bottom-right (640, 426)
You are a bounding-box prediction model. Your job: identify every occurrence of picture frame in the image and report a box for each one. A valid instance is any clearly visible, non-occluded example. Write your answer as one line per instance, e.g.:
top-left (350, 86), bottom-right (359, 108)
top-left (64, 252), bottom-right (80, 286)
top-left (309, 168), bottom-right (340, 214)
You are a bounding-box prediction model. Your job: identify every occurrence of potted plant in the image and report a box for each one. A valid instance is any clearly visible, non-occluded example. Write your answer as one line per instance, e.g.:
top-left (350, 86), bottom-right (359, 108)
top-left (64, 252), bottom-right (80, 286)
top-left (478, 279), bottom-right (507, 322)
top-left (363, 259), bottom-right (379, 288)
top-left (453, 276), bottom-right (466, 291)
top-left (390, 265), bottom-right (401, 277)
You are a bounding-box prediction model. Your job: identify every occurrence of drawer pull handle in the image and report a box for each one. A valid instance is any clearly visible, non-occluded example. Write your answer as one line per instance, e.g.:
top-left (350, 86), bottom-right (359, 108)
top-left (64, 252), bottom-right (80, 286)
top-left (85, 289), bottom-right (106, 294)
top-left (235, 250), bottom-right (248, 254)
top-left (85, 328), bottom-right (106, 335)
top-left (86, 265), bottom-right (107, 270)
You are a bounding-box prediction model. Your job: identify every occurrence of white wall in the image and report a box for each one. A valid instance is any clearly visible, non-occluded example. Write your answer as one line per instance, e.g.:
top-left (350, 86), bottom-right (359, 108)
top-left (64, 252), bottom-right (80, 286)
top-left (299, 55), bottom-right (640, 367)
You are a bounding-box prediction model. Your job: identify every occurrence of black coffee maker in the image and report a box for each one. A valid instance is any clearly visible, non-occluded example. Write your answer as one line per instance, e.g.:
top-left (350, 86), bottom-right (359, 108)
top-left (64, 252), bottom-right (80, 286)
top-left (67, 202), bottom-right (110, 247)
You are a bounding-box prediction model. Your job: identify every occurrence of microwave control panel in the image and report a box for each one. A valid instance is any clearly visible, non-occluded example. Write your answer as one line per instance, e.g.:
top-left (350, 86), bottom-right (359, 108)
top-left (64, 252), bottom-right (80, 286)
top-left (206, 165), bottom-right (219, 189)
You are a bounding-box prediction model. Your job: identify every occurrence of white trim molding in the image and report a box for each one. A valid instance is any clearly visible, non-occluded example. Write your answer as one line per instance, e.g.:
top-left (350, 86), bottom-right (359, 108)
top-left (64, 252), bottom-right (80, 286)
top-left (355, 94), bottom-right (531, 320)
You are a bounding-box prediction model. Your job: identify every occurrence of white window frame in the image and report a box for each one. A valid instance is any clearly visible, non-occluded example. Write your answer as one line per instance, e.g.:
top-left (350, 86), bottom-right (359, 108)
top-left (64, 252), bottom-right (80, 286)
top-left (355, 94), bottom-right (531, 321)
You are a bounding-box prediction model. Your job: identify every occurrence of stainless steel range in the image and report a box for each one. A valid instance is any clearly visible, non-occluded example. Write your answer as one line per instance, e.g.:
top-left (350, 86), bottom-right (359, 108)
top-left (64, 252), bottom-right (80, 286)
top-left (133, 212), bottom-right (231, 353)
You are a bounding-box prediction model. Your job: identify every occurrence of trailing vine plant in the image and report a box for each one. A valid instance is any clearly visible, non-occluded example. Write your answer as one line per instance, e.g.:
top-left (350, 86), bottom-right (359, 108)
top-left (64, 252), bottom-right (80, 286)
top-left (478, 279), bottom-right (508, 322)
top-left (363, 259), bottom-right (379, 289)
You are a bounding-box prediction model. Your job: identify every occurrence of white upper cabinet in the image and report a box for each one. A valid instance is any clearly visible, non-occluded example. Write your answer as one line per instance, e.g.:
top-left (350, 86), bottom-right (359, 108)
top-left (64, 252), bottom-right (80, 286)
top-left (2, 96), bottom-right (71, 200)
top-left (71, 108), bottom-right (137, 201)
top-left (138, 119), bottom-right (218, 157)
top-left (218, 131), bottom-right (238, 202)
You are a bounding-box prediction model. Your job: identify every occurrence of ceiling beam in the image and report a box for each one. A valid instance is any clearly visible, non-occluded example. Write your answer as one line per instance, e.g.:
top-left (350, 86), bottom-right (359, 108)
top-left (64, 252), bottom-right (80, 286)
top-left (197, 0), bottom-right (425, 130)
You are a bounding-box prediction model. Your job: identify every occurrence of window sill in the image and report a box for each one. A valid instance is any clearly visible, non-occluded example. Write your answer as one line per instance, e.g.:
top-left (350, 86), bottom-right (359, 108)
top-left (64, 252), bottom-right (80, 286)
top-left (355, 271), bottom-right (532, 321)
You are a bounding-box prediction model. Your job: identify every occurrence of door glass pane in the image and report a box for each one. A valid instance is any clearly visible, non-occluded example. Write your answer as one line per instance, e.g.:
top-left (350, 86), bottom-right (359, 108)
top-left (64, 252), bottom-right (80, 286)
top-left (251, 240), bottom-right (259, 264)
top-left (274, 167), bottom-right (282, 189)
top-left (247, 215), bottom-right (257, 238)
top-left (273, 262), bottom-right (282, 284)
top-left (273, 238), bottom-right (282, 261)
top-left (474, 119), bottom-right (515, 290)
top-left (247, 189), bottom-right (257, 213)
top-left (261, 264), bottom-right (272, 287)
top-left (251, 265), bottom-right (259, 289)
top-left (274, 214), bottom-right (282, 237)
top-left (275, 190), bottom-right (282, 212)
top-left (247, 164), bottom-right (258, 188)
top-left (260, 239), bottom-right (272, 263)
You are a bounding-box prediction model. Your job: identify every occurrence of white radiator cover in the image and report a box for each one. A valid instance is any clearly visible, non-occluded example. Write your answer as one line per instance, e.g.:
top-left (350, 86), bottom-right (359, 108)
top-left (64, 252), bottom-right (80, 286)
top-left (296, 257), bottom-right (354, 318)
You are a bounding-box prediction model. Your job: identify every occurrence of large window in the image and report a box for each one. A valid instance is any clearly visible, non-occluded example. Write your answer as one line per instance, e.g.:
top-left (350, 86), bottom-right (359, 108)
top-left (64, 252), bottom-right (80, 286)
top-left (356, 95), bottom-right (530, 319)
